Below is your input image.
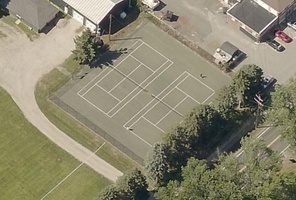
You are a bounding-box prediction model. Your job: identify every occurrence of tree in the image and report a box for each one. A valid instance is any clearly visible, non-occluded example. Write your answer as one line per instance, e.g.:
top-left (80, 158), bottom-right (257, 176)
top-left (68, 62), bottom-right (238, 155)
top-left (213, 85), bottom-right (238, 120)
top-left (183, 105), bottom-right (223, 146)
top-left (267, 79), bottom-right (296, 146)
top-left (155, 180), bottom-right (180, 200)
top-left (145, 142), bottom-right (170, 187)
top-left (97, 185), bottom-right (121, 200)
top-left (72, 28), bottom-right (101, 64)
top-left (233, 64), bottom-right (263, 107)
top-left (155, 137), bottom-right (296, 200)
top-left (117, 168), bottom-right (149, 200)
top-left (238, 137), bottom-right (282, 199)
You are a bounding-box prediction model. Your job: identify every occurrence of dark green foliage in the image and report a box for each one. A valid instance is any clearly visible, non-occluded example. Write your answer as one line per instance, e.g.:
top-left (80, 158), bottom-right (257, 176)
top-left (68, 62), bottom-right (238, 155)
top-left (156, 137), bottom-right (296, 200)
top-left (233, 64), bottom-right (264, 107)
top-left (97, 185), bottom-right (120, 200)
top-left (116, 168), bottom-right (149, 200)
top-left (97, 168), bottom-right (148, 200)
top-left (267, 79), bottom-right (296, 146)
top-left (72, 28), bottom-right (101, 64)
top-left (213, 85), bottom-right (238, 120)
top-left (145, 142), bottom-right (170, 187)
top-left (150, 105), bottom-right (224, 184)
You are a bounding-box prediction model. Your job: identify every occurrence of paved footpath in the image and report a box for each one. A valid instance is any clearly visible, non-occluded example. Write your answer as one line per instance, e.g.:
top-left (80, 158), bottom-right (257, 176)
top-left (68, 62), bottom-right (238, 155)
top-left (0, 19), bottom-right (122, 182)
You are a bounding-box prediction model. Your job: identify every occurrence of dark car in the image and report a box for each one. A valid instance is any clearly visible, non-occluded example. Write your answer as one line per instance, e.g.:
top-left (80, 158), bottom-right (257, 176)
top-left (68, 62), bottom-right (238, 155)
top-left (263, 75), bottom-right (276, 89)
top-left (266, 39), bottom-right (285, 52)
top-left (274, 30), bottom-right (292, 43)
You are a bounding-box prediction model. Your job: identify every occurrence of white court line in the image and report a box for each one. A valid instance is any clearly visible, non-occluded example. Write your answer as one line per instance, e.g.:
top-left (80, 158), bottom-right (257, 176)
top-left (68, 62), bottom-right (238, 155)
top-left (110, 60), bottom-right (173, 117)
top-left (187, 73), bottom-right (215, 92)
top-left (79, 93), bottom-right (117, 115)
top-left (142, 116), bottom-right (165, 133)
top-left (202, 92), bottom-right (215, 104)
top-left (95, 85), bottom-right (121, 102)
top-left (187, 73), bottom-right (215, 104)
top-left (124, 71), bottom-right (186, 128)
top-left (129, 129), bottom-right (152, 147)
top-left (80, 42), bottom-right (144, 97)
top-left (176, 87), bottom-right (201, 104)
top-left (130, 55), bottom-right (155, 73)
top-left (175, 71), bottom-right (214, 105)
top-left (140, 39), bottom-right (170, 61)
top-left (107, 60), bottom-right (171, 116)
top-left (109, 63), bottom-right (142, 93)
top-left (155, 95), bottom-right (187, 126)
top-left (40, 142), bottom-right (106, 200)
top-left (77, 40), bottom-right (142, 96)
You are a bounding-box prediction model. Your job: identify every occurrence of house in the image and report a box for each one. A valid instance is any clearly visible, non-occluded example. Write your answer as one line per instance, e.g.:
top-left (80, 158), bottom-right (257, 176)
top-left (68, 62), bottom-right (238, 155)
top-left (49, 0), bottom-right (128, 33)
top-left (226, 0), bottom-right (296, 42)
top-left (213, 41), bottom-right (240, 64)
top-left (0, 0), bottom-right (58, 33)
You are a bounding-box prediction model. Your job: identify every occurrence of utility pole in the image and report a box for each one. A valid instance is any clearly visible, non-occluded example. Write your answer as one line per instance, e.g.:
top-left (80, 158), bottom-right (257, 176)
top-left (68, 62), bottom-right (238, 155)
top-left (108, 14), bottom-right (112, 42)
top-left (254, 94), bottom-right (264, 128)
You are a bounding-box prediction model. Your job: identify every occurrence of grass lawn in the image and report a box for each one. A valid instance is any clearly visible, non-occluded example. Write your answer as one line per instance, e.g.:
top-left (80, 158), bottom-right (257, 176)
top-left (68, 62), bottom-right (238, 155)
top-left (0, 11), bottom-right (38, 41)
top-left (35, 56), bottom-right (139, 172)
top-left (0, 87), bottom-right (111, 200)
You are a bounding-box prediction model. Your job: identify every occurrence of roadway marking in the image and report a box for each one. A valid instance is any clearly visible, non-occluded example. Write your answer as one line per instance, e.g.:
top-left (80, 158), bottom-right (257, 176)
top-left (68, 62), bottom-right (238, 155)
top-left (267, 135), bottom-right (281, 148)
top-left (256, 127), bottom-right (271, 138)
top-left (280, 144), bottom-right (291, 155)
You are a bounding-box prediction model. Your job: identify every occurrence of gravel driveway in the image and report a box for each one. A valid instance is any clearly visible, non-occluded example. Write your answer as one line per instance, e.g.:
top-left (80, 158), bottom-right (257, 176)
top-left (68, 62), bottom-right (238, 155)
top-left (0, 19), bottom-right (122, 182)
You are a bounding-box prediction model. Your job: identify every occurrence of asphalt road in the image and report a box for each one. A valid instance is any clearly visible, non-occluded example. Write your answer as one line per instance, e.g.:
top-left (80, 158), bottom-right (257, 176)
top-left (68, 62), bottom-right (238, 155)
top-left (235, 126), bottom-right (291, 161)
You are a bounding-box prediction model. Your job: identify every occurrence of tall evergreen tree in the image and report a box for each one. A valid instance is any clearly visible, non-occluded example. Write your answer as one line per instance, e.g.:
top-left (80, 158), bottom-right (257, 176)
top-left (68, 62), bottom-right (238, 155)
top-left (233, 64), bottom-right (263, 107)
top-left (72, 28), bottom-right (100, 64)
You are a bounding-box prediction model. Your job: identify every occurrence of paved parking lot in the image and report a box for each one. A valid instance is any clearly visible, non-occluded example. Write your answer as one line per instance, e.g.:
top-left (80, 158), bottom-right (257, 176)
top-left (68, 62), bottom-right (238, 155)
top-left (155, 0), bottom-right (296, 84)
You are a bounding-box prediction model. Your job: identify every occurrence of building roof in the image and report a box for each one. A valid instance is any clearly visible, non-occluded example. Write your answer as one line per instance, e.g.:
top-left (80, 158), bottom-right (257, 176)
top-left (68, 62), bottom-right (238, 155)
top-left (227, 0), bottom-right (276, 33)
top-left (261, 0), bottom-right (294, 12)
top-left (220, 41), bottom-right (239, 56)
top-left (5, 0), bottom-right (58, 31)
top-left (64, 0), bottom-right (123, 24)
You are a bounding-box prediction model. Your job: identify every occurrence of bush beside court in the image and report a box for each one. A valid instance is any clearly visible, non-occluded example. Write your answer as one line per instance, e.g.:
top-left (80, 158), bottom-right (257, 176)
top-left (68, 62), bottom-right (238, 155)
top-left (0, 87), bottom-right (111, 200)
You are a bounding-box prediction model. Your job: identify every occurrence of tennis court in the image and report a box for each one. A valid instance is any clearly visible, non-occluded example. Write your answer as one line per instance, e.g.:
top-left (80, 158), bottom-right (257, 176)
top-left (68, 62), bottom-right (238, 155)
top-left (57, 22), bottom-right (230, 163)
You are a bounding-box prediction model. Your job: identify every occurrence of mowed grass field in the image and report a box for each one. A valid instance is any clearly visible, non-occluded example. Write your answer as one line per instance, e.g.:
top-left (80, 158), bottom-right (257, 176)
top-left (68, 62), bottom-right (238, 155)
top-left (0, 88), bottom-right (111, 200)
top-left (35, 56), bottom-right (139, 172)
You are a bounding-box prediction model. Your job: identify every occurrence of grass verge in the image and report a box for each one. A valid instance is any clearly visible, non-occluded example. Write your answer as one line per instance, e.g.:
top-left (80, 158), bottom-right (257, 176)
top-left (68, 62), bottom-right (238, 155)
top-left (0, 87), bottom-right (110, 200)
top-left (0, 11), bottom-right (38, 41)
top-left (35, 57), bottom-right (139, 172)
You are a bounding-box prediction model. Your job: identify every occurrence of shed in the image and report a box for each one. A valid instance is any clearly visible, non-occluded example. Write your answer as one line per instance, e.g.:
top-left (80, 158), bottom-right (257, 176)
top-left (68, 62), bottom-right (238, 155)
top-left (213, 41), bottom-right (240, 64)
top-left (220, 41), bottom-right (239, 57)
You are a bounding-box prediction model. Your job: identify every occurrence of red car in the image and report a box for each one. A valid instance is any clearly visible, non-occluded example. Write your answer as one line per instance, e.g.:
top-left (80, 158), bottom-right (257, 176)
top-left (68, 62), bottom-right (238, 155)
top-left (274, 30), bottom-right (292, 43)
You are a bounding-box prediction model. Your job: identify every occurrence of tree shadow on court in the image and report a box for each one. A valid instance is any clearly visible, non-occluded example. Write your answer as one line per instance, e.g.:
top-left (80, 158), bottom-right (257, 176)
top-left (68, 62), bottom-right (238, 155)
top-left (89, 47), bottom-right (128, 69)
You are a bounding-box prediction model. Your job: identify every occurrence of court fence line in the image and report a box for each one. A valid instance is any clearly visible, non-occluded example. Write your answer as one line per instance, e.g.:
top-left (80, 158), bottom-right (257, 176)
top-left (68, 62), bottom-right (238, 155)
top-left (49, 76), bottom-right (144, 165)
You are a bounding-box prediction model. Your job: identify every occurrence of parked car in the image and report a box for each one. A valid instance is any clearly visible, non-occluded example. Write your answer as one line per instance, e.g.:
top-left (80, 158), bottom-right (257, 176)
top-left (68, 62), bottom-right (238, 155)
top-left (266, 39), bottom-right (285, 52)
top-left (274, 30), bottom-right (292, 43)
top-left (287, 21), bottom-right (296, 31)
top-left (263, 75), bottom-right (276, 89)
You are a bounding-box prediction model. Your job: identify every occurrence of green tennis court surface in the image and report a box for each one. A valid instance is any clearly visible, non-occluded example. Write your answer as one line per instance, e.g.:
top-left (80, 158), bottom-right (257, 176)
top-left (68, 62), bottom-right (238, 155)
top-left (56, 22), bottom-right (230, 164)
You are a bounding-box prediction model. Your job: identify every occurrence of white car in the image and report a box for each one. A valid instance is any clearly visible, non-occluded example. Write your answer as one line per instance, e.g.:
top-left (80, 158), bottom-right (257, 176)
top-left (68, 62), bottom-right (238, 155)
top-left (287, 21), bottom-right (296, 31)
top-left (142, 0), bottom-right (160, 10)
